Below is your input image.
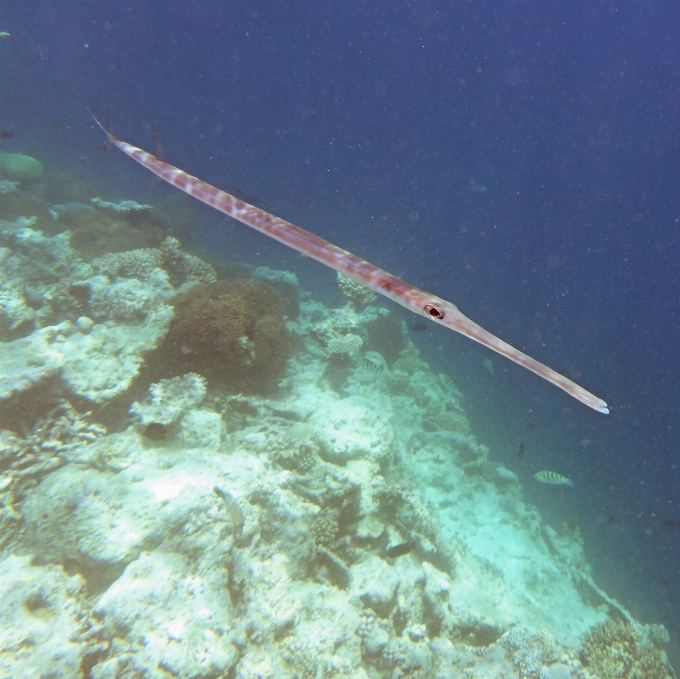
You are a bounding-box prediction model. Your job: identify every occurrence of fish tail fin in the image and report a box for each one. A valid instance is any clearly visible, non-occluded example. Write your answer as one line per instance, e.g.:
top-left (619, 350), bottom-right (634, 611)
top-left (87, 108), bottom-right (115, 154)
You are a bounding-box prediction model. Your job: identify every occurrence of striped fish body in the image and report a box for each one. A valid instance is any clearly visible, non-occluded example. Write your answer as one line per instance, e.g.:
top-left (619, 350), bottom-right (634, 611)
top-left (438, 373), bottom-right (462, 397)
top-left (358, 356), bottom-right (386, 373)
top-left (534, 471), bottom-right (574, 487)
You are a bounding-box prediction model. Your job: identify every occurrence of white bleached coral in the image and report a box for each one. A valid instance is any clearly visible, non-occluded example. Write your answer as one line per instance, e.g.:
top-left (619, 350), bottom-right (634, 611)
top-left (130, 373), bottom-right (208, 426)
top-left (87, 271), bottom-right (174, 323)
top-left (161, 236), bottom-right (217, 284)
top-left (92, 236), bottom-right (217, 286)
top-left (91, 196), bottom-right (152, 213)
top-left (94, 551), bottom-right (239, 678)
top-left (327, 333), bottom-right (364, 355)
top-left (0, 304), bottom-right (174, 404)
top-left (0, 217), bottom-right (94, 333)
top-left (0, 555), bottom-right (95, 677)
top-left (0, 222), bottom-right (176, 402)
top-left (0, 179), bottom-right (18, 195)
top-left (0, 324), bottom-right (66, 399)
top-left (59, 302), bottom-right (174, 402)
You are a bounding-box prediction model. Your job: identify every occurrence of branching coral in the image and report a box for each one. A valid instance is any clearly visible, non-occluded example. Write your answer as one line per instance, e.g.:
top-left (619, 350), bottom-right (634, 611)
top-left (580, 619), bottom-right (673, 679)
top-left (1, 401), bottom-right (107, 471)
top-left (0, 402), bottom-right (107, 550)
top-left (160, 279), bottom-right (296, 394)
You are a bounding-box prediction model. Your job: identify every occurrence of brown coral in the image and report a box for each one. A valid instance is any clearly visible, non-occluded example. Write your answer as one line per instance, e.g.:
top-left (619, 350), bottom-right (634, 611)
top-left (432, 410), bottom-right (471, 435)
top-left (580, 619), bottom-right (673, 679)
top-left (160, 279), bottom-right (296, 394)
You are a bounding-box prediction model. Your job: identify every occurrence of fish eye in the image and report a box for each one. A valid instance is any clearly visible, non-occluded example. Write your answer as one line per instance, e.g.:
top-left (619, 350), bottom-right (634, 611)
top-left (424, 304), bottom-right (445, 320)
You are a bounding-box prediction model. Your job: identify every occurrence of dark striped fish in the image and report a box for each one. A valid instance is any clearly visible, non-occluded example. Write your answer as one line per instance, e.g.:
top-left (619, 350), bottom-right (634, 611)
top-left (438, 373), bottom-right (462, 398)
top-left (534, 471), bottom-right (573, 487)
top-left (357, 356), bottom-right (386, 373)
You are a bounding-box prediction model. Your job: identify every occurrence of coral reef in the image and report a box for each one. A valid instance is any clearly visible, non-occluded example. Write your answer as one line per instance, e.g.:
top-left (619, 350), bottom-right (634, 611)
top-left (92, 236), bottom-right (217, 286)
top-left (130, 373), bottom-right (208, 426)
top-left (0, 179), bottom-right (18, 195)
top-left (0, 195), bottom-right (674, 679)
top-left (431, 409), bottom-right (471, 435)
top-left (91, 197), bottom-right (152, 213)
top-left (327, 333), bottom-right (364, 355)
top-left (160, 235), bottom-right (218, 285)
top-left (337, 271), bottom-right (378, 306)
top-left (392, 352), bottom-right (429, 375)
top-left (0, 555), bottom-right (103, 676)
top-left (580, 619), bottom-right (673, 679)
top-left (160, 279), bottom-right (296, 394)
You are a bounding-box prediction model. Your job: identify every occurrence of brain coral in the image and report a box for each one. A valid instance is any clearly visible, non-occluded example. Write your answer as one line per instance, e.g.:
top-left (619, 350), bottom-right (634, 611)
top-left (161, 279), bottom-right (296, 394)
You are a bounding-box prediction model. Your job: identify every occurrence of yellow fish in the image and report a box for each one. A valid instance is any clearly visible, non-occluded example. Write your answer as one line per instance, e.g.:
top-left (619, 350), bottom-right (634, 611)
top-left (534, 471), bottom-right (573, 487)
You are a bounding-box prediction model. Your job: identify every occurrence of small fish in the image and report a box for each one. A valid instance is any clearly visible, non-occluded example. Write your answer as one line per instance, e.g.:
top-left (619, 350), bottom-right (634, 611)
top-left (410, 322), bottom-right (428, 333)
top-left (518, 442), bottom-right (525, 459)
top-left (143, 423), bottom-right (168, 441)
top-left (357, 356), bottom-right (386, 373)
top-left (213, 486), bottom-right (245, 538)
top-left (0, 32), bottom-right (10, 39)
top-left (468, 183), bottom-right (488, 193)
top-left (534, 471), bottom-right (573, 487)
top-left (438, 373), bottom-right (462, 398)
top-left (482, 358), bottom-right (495, 376)
top-left (386, 541), bottom-right (415, 558)
top-left (0, 130), bottom-right (13, 140)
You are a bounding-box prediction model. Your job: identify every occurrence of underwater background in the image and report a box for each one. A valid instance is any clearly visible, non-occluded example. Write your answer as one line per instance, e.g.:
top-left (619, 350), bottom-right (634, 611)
top-left (1, 0), bottom-right (679, 676)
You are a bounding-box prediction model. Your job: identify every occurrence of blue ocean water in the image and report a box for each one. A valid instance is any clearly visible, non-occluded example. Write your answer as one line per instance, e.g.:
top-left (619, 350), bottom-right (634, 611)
top-left (2, 0), bottom-right (679, 666)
